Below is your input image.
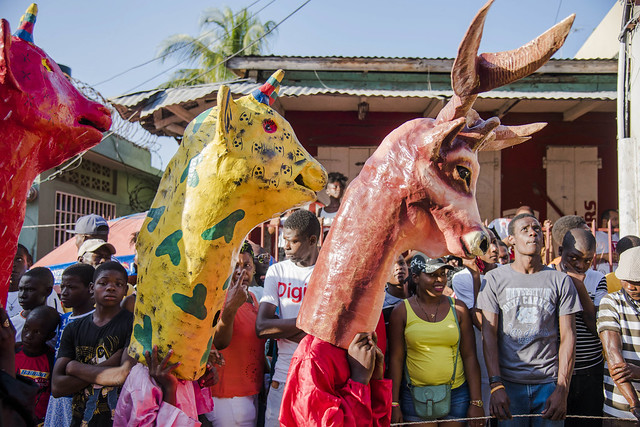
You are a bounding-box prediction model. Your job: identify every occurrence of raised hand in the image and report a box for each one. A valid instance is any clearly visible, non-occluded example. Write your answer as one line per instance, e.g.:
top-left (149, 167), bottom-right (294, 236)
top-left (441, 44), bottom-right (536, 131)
top-left (208, 348), bottom-right (225, 367)
top-left (224, 268), bottom-right (249, 313)
top-left (198, 362), bottom-right (219, 388)
top-left (372, 345), bottom-right (385, 381)
top-left (145, 346), bottom-right (180, 405)
top-left (347, 332), bottom-right (376, 385)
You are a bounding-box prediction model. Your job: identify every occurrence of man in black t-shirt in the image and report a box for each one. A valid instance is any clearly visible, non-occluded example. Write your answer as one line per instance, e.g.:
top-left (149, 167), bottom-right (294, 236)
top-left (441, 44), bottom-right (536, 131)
top-left (52, 262), bottom-right (134, 426)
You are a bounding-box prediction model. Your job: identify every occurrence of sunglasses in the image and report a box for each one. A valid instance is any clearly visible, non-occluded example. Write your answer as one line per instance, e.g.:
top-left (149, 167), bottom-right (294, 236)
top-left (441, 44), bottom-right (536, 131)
top-left (256, 253), bottom-right (271, 264)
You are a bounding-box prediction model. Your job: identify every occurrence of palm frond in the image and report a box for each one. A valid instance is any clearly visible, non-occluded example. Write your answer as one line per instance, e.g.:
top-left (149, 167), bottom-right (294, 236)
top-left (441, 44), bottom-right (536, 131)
top-left (157, 6), bottom-right (277, 88)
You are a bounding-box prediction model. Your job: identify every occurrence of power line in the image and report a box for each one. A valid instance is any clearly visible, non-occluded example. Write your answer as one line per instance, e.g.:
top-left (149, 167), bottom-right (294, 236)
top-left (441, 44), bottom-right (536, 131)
top-left (50, 1), bottom-right (311, 185)
top-left (92, 0), bottom-right (267, 87)
top-left (553, 0), bottom-right (563, 25)
top-left (126, 0), bottom-right (310, 93)
top-left (114, 0), bottom-right (277, 93)
top-left (179, 0), bottom-right (311, 88)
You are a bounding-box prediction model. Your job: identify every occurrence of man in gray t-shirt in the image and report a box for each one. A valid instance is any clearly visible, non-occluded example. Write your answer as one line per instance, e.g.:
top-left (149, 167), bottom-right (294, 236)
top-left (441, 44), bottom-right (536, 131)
top-left (477, 214), bottom-right (581, 425)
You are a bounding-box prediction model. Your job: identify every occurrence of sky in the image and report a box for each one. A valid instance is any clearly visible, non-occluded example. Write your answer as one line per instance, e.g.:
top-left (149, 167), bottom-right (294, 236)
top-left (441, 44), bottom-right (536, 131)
top-left (0, 0), bottom-right (616, 168)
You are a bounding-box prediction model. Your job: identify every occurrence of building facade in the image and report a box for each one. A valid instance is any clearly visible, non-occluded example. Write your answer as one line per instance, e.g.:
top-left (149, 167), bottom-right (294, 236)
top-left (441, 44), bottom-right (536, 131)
top-left (19, 133), bottom-right (161, 261)
top-left (111, 55), bottom-right (616, 226)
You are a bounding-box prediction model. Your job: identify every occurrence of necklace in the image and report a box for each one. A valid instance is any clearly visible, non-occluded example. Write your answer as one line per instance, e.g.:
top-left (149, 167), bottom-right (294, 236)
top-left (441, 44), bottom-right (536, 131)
top-left (414, 295), bottom-right (442, 322)
top-left (6, 293), bottom-right (18, 314)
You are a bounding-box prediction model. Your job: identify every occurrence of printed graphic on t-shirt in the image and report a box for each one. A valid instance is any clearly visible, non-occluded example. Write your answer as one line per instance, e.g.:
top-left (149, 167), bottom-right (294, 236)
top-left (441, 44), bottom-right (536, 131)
top-left (19, 367), bottom-right (50, 382)
top-left (277, 281), bottom-right (307, 303)
top-left (503, 288), bottom-right (555, 344)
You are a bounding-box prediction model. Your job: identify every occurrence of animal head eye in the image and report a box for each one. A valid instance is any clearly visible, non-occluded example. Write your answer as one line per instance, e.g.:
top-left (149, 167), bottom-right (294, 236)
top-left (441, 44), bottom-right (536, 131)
top-left (41, 57), bottom-right (53, 72)
top-left (456, 165), bottom-right (471, 187)
top-left (263, 119), bottom-right (277, 133)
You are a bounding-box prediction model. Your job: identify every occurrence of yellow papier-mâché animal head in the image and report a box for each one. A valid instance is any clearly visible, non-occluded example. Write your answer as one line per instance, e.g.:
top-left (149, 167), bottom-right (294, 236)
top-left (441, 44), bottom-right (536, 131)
top-left (129, 70), bottom-right (327, 380)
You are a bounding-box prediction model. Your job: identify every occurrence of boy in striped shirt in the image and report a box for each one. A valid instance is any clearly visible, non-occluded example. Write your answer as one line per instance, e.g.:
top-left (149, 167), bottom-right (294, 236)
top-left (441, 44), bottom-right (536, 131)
top-left (557, 229), bottom-right (607, 426)
top-left (597, 245), bottom-right (640, 422)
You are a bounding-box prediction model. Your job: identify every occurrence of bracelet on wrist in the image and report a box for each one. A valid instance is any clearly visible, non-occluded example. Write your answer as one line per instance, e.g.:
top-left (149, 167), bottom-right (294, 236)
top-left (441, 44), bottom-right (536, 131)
top-left (391, 401), bottom-right (400, 407)
top-left (489, 375), bottom-right (503, 385)
top-left (490, 384), bottom-right (505, 394)
top-left (470, 399), bottom-right (484, 408)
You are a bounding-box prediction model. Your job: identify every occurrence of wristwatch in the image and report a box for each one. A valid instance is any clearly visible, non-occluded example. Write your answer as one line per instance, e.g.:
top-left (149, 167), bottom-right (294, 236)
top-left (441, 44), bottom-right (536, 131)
top-left (470, 400), bottom-right (484, 408)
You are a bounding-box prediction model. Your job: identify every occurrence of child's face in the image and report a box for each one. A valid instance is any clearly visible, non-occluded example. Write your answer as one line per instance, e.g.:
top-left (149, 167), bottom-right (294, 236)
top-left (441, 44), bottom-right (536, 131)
top-left (18, 276), bottom-right (50, 311)
top-left (91, 269), bottom-right (127, 307)
top-left (60, 274), bottom-right (92, 309)
top-left (11, 248), bottom-right (30, 288)
top-left (389, 256), bottom-right (408, 285)
top-left (21, 316), bottom-right (55, 354)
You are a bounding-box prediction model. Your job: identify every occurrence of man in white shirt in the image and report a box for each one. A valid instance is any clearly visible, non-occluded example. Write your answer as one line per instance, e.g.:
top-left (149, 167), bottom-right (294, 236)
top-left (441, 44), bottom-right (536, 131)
top-left (256, 209), bottom-right (321, 427)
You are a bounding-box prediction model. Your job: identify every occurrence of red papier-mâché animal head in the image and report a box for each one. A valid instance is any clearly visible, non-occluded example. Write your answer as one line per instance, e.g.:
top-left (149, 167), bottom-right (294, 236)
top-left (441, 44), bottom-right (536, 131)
top-left (0, 4), bottom-right (112, 305)
top-left (297, 0), bottom-right (575, 348)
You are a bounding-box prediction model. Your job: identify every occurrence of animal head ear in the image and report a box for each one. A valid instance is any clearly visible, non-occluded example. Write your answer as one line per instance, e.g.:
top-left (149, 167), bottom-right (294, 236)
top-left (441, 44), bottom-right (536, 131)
top-left (479, 122), bottom-right (547, 151)
top-left (0, 20), bottom-right (21, 91)
top-left (458, 116), bottom-right (500, 152)
top-left (217, 85), bottom-right (239, 141)
top-left (429, 117), bottom-right (466, 161)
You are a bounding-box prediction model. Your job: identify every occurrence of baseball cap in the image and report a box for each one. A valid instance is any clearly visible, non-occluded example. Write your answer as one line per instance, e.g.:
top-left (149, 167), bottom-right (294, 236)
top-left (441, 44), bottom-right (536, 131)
top-left (410, 252), bottom-right (453, 274)
top-left (78, 239), bottom-right (116, 258)
top-left (615, 246), bottom-right (640, 282)
top-left (68, 214), bottom-right (109, 235)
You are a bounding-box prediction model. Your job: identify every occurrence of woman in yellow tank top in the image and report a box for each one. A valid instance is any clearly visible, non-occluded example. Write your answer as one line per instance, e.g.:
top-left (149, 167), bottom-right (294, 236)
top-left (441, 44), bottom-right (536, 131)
top-left (389, 253), bottom-right (484, 426)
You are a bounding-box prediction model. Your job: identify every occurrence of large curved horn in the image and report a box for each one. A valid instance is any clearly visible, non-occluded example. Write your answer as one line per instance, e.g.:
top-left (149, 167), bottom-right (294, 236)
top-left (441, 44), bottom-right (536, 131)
top-left (14, 3), bottom-right (37, 43)
top-left (436, 0), bottom-right (575, 124)
top-left (451, 0), bottom-right (493, 98)
top-left (474, 14), bottom-right (575, 94)
top-left (435, 0), bottom-right (493, 124)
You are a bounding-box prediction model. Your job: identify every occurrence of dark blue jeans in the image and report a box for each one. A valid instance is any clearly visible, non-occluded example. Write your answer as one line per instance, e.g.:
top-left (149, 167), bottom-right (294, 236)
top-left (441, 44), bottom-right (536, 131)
top-left (499, 380), bottom-right (563, 427)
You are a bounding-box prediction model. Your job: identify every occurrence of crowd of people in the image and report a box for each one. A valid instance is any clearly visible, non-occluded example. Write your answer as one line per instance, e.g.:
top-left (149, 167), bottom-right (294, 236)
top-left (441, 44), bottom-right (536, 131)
top-left (3, 188), bottom-right (640, 427)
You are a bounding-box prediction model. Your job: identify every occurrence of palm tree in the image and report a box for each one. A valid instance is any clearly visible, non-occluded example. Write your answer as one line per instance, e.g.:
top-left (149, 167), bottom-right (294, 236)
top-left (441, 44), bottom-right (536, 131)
top-left (157, 7), bottom-right (276, 87)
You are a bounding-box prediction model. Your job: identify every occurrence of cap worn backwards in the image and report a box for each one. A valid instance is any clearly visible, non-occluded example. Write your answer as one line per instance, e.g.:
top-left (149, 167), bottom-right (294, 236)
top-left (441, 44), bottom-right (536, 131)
top-left (68, 214), bottom-right (109, 235)
top-left (410, 252), bottom-right (454, 275)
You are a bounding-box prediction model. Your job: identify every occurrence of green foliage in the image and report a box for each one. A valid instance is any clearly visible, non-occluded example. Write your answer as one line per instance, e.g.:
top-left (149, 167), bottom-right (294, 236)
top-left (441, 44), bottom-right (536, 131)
top-left (157, 6), bottom-right (276, 87)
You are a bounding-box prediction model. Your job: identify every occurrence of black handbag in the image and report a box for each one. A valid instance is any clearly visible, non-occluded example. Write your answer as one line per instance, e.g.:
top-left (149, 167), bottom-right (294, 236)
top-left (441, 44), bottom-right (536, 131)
top-left (405, 296), bottom-right (460, 420)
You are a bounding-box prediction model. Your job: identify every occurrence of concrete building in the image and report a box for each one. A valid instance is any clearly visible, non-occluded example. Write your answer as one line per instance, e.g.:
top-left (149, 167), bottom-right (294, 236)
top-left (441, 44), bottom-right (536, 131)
top-left (19, 132), bottom-right (161, 261)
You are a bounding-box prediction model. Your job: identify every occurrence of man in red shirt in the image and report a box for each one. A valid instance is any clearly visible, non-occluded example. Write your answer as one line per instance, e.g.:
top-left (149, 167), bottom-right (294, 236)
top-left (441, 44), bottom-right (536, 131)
top-left (279, 331), bottom-right (391, 426)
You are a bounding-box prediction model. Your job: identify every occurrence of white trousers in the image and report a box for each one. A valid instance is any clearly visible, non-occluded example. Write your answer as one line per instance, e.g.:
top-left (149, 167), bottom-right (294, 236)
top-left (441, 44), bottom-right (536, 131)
top-left (264, 381), bottom-right (285, 427)
top-left (204, 394), bottom-right (258, 427)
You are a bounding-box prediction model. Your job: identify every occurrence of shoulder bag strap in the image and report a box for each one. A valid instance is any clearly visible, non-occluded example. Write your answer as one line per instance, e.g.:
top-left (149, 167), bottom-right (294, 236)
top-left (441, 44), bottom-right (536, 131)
top-left (448, 296), bottom-right (460, 385)
top-left (403, 299), bottom-right (412, 387)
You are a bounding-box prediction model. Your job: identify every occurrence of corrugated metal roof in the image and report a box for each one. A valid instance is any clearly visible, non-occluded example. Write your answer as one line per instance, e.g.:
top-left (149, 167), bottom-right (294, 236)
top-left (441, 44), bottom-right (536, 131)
top-left (110, 82), bottom-right (616, 120)
top-left (110, 89), bottom-right (163, 108)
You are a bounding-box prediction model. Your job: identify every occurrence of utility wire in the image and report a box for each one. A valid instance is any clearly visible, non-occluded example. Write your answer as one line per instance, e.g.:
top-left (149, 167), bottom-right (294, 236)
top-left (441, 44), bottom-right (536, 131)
top-left (52, 1), bottom-right (311, 186)
top-left (92, 0), bottom-right (269, 87)
top-left (178, 0), bottom-right (311, 88)
top-left (121, 0), bottom-right (279, 93)
top-left (553, 0), bottom-right (563, 25)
